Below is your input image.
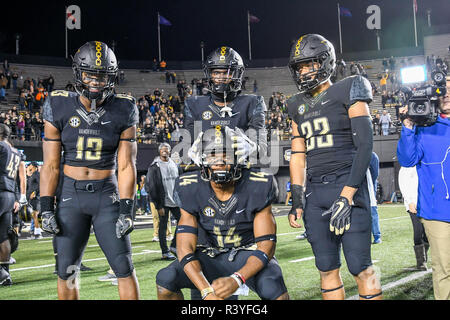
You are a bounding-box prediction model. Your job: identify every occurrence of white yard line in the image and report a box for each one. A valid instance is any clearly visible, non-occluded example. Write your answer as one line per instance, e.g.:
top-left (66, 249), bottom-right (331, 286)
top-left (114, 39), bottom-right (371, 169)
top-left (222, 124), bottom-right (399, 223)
top-left (289, 256), bottom-right (315, 263)
top-left (346, 269), bottom-right (432, 300)
top-left (10, 249), bottom-right (160, 273)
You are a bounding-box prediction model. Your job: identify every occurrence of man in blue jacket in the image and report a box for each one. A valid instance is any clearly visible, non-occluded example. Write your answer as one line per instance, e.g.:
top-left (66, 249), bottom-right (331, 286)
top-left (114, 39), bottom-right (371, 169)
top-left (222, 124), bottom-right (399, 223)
top-left (397, 78), bottom-right (450, 300)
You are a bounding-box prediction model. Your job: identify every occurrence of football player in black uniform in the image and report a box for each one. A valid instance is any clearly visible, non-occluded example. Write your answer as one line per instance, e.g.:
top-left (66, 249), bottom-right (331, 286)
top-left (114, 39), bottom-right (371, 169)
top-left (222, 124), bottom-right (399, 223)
top-left (183, 46), bottom-right (267, 165)
top-left (40, 41), bottom-right (140, 299)
top-left (156, 130), bottom-right (289, 300)
top-left (0, 124), bottom-right (27, 285)
top-left (286, 34), bottom-right (382, 300)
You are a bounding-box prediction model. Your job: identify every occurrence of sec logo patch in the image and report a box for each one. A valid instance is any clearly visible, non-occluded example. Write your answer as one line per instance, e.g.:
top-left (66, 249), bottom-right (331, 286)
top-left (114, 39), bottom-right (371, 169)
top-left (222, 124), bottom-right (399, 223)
top-left (298, 104), bottom-right (306, 115)
top-left (69, 116), bottom-right (81, 128)
top-left (202, 110), bottom-right (213, 120)
top-left (203, 206), bottom-right (216, 217)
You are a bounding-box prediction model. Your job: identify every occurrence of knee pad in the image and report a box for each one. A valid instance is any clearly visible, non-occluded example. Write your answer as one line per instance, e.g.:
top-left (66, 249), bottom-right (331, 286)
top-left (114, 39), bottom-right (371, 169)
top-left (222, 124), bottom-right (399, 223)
top-left (111, 253), bottom-right (134, 278)
top-left (156, 266), bottom-right (179, 292)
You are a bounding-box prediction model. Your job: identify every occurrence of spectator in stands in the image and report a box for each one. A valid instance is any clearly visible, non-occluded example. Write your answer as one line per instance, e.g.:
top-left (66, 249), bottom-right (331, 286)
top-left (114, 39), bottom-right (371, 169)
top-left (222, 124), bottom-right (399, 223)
top-left (11, 72), bottom-right (18, 92)
top-left (389, 56), bottom-right (396, 70)
top-left (170, 72), bottom-right (176, 84)
top-left (31, 112), bottom-right (43, 140)
top-left (382, 58), bottom-right (388, 70)
top-left (160, 60), bottom-right (167, 71)
top-left (165, 71), bottom-right (171, 84)
top-left (16, 114), bottom-right (25, 140)
top-left (379, 110), bottom-right (391, 135)
top-left (65, 82), bottom-right (75, 91)
top-left (253, 80), bottom-right (258, 93)
top-left (380, 73), bottom-right (388, 93)
top-left (350, 62), bottom-right (359, 75)
top-left (152, 58), bottom-right (159, 71)
top-left (47, 75), bottom-right (54, 92)
top-left (35, 85), bottom-right (47, 109)
top-left (337, 59), bottom-right (346, 79)
top-left (2, 60), bottom-right (9, 74)
top-left (372, 112), bottom-right (381, 135)
top-left (24, 113), bottom-right (32, 141)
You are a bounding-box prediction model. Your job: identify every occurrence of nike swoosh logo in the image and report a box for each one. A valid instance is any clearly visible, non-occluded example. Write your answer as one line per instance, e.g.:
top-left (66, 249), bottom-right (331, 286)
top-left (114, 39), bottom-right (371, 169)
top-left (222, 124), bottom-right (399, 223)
top-left (101, 121), bottom-right (111, 125)
top-left (236, 209), bottom-right (245, 214)
top-left (321, 100), bottom-right (330, 105)
top-left (331, 202), bottom-right (345, 219)
top-left (306, 192), bottom-right (312, 198)
top-left (62, 198), bottom-right (72, 202)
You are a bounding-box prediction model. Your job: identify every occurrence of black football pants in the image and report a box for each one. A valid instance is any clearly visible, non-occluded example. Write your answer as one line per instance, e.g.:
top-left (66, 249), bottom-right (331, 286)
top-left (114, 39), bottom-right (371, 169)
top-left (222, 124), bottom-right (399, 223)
top-left (55, 175), bottom-right (134, 280)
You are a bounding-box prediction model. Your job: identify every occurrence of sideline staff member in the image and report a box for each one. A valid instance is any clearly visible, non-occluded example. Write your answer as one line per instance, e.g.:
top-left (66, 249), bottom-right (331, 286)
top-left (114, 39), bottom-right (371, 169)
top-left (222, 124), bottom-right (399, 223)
top-left (397, 77), bottom-right (450, 300)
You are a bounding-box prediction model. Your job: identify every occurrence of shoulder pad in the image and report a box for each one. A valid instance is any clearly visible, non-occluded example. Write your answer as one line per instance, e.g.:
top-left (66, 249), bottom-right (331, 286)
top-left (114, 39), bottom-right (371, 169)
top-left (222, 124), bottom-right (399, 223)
top-left (50, 90), bottom-right (73, 98)
top-left (115, 93), bottom-right (136, 104)
top-left (286, 93), bottom-right (303, 119)
top-left (177, 171), bottom-right (201, 188)
top-left (349, 75), bottom-right (373, 105)
top-left (245, 170), bottom-right (276, 212)
top-left (174, 172), bottom-right (202, 215)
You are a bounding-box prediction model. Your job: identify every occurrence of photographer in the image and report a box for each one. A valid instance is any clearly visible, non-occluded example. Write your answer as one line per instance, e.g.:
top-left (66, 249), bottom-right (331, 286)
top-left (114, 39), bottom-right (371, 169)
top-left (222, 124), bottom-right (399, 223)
top-left (397, 76), bottom-right (450, 300)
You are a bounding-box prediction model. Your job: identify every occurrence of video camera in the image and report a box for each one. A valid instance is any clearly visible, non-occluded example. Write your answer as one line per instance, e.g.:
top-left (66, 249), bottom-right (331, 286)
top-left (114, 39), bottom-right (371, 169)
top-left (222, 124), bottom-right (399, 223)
top-left (400, 64), bottom-right (447, 127)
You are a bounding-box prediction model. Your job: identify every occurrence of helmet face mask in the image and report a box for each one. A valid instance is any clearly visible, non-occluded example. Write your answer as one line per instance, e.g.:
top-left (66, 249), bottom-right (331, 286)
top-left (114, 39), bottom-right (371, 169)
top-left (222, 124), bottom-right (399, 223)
top-left (72, 41), bottom-right (118, 102)
top-left (288, 34), bottom-right (336, 93)
top-left (197, 128), bottom-right (242, 185)
top-left (201, 150), bottom-right (242, 185)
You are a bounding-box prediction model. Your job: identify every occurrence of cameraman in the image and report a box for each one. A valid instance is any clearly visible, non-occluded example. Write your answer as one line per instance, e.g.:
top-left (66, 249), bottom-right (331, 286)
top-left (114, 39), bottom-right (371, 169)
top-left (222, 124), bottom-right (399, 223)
top-left (397, 77), bottom-right (450, 300)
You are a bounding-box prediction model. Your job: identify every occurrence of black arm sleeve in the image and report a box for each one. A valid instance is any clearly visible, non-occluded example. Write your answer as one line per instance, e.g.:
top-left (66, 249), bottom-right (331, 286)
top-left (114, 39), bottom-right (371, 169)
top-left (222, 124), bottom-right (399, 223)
top-left (346, 116), bottom-right (373, 188)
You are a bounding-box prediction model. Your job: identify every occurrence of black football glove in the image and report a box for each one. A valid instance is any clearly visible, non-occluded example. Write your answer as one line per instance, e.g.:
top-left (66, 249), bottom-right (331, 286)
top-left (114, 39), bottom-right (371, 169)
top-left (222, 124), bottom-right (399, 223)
top-left (41, 211), bottom-right (60, 235)
top-left (322, 196), bottom-right (352, 235)
top-left (116, 199), bottom-right (134, 239)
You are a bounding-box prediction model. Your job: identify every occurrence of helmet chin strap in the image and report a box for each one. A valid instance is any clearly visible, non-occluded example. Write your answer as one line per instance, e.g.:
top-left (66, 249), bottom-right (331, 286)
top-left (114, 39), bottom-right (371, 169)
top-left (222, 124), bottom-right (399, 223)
top-left (90, 98), bottom-right (97, 113)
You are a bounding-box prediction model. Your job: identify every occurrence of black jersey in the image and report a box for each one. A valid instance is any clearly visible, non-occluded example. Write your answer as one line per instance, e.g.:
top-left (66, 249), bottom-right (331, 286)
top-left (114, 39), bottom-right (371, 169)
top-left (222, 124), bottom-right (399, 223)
top-left (184, 94), bottom-right (267, 141)
top-left (26, 170), bottom-right (40, 199)
top-left (43, 90), bottom-right (139, 170)
top-left (287, 75), bottom-right (372, 177)
top-left (174, 169), bottom-right (276, 249)
top-left (0, 141), bottom-right (24, 193)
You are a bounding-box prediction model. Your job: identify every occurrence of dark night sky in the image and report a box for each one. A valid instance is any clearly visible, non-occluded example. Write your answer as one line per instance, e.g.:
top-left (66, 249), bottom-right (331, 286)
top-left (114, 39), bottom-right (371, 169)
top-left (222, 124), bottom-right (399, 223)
top-left (0, 0), bottom-right (449, 62)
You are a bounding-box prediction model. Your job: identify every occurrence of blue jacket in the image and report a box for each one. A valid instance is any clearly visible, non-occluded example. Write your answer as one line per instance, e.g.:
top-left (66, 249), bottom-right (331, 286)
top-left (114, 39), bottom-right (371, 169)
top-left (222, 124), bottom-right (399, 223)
top-left (397, 116), bottom-right (450, 222)
top-left (369, 152), bottom-right (379, 192)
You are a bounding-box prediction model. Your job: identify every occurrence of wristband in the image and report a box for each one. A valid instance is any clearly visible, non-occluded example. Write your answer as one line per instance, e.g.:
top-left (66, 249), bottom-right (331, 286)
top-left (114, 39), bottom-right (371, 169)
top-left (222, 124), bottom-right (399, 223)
top-left (40, 196), bottom-right (55, 212)
top-left (119, 199), bottom-right (134, 216)
top-left (230, 274), bottom-right (243, 287)
top-left (201, 287), bottom-right (214, 300)
top-left (234, 272), bottom-right (246, 284)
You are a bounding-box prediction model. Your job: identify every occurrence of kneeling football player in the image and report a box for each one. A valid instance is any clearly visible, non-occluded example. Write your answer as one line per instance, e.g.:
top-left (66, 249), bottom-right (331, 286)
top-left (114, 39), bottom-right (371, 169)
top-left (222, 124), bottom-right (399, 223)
top-left (156, 129), bottom-right (289, 300)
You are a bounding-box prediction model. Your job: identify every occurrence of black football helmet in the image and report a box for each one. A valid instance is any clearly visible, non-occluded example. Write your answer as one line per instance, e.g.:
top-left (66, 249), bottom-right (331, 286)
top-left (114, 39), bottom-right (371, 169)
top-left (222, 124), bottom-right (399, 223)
top-left (72, 41), bottom-right (118, 102)
top-left (198, 127), bottom-right (242, 184)
top-left (203, 46), bottom-right (245, 102)
top-left (288, 34), bottom-right (336, 93)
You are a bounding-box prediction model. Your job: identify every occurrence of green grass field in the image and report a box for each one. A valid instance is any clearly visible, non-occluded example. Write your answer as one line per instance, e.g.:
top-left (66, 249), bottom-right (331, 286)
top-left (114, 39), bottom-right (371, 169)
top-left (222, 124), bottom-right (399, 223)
top-left (1, 204), bottom-right (434, 300)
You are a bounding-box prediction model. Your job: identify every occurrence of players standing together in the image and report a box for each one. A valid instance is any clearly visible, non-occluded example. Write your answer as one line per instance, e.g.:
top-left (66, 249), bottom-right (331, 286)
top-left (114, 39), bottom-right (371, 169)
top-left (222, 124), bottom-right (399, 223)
top-left (0, 34), bottom-right (385, 300)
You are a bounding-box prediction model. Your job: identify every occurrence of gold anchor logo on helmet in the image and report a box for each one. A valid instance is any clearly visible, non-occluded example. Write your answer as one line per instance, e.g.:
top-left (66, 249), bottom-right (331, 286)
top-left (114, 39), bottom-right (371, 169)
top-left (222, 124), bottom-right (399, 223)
top-left (95, 41), bottom-right (103, 66)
